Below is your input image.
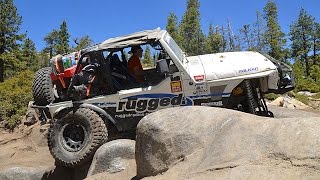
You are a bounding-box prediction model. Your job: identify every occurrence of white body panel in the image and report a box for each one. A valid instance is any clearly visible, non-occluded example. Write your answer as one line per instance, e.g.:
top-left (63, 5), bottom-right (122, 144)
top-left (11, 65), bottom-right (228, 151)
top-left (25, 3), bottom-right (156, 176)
top-left (188, 51), bottom-right (277, 81)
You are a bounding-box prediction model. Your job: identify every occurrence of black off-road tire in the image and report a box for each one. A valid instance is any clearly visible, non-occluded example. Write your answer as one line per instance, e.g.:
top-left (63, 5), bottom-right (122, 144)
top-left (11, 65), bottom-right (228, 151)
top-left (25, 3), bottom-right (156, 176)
top-left (32, 67), bottom-right (55, 105)
top-left (48, 108), bottom-right (108, 167)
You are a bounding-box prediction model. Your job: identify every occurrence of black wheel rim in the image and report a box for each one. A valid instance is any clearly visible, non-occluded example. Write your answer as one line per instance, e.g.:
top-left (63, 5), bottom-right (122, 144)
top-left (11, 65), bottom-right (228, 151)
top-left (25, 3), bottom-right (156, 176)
top-left (60, 121), bottom-right (87, 152)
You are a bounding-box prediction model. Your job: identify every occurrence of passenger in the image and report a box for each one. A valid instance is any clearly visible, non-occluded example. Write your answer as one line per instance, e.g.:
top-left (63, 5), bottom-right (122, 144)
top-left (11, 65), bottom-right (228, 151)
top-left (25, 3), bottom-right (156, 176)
top-left (128, 45), bottom-right (145, 83)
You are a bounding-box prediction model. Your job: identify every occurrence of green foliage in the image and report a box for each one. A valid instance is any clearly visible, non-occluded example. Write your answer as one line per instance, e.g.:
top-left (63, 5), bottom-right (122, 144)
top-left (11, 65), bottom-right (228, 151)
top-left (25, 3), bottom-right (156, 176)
top-left (43, 29), bottom-right (59, 58)
top-left (43, 21), bottom-right (71, 57)
top-left (264, 93), bottom-right (279, 101)
top-left (311, 21), bottom-right (320, 65)
top-left (0, 70), bottom-right (34, 129)
top-left (205, 23), bottom-right (223, 54)
top-left (179, 0), bottom-right (205, 55)
top-left (21, 38), bottom-right (39, 71)
top-left (2, 50), bottom-right (27, 78)
top-left (166, 12), bottom-right (183, 47)
top-left (0, 0), bottom-right (23, 52)
top-left (0, 0), bottom-right (24, 82)
top-left (310, 64), bottom-right (320, 82)
top-left (56, 21), bottom-right (70, 54)
top-left (263, 0), bottom-right (286, 60)
top-left (142, 46), bottom-right (153, 67)
top-left (293, 61), bottom-right (320, 92)
top-left (73, 35), bottom-right (93, 51)
top-left (313, 92), bottom-right (320, 99)
top-left (289, 8), bottom-right (314, 76)
top-left (295, 94), bottom-right (310, 105)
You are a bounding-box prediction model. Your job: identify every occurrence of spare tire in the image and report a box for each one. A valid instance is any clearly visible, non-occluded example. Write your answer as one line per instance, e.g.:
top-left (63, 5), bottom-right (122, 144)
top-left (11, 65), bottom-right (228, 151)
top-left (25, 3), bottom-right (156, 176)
top-left (32, 67), bottom-right (55, 105)
top-left (48, 108), bottom-right (108, 167)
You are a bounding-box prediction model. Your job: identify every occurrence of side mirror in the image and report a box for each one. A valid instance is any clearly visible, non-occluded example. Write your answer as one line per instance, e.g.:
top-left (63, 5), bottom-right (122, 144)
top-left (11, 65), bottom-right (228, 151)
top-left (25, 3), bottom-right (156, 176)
top-left (158, 59), bottom-right (169, 74)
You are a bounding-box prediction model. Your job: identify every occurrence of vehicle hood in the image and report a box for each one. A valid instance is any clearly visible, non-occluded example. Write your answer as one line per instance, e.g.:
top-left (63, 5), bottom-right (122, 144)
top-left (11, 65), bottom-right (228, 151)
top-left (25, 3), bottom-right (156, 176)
top-left (186, 51), bottom-right (277, 81)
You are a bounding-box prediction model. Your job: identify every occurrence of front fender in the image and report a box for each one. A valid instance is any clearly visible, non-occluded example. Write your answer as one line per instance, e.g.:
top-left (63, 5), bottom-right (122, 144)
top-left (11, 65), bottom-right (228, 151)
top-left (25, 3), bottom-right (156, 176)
top-left (51, 102), bottom-right (123, 131)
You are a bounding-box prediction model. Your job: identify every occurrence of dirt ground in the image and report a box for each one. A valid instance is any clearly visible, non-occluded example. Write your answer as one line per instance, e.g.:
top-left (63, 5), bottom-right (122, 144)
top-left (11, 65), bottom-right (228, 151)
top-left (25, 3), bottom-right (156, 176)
top-left (0, 122), bottom-right (54, 171)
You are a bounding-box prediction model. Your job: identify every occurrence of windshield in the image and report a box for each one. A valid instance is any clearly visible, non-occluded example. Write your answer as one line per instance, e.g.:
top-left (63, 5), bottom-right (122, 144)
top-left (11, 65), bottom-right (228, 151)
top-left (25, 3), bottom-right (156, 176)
top-left (164, 33), bottom-right (184, 61)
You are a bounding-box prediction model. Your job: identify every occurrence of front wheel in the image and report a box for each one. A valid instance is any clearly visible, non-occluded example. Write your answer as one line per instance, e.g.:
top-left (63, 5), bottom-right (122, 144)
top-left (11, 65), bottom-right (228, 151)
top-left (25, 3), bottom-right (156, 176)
top-left (48, 108), bottom-right (108, 167)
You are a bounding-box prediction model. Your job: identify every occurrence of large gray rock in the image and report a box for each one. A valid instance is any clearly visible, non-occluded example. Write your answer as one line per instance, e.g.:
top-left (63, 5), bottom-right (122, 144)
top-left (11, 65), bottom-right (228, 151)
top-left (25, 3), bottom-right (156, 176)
top-left (87, 139), bottom-right (135, 177)
top-left (269, 105), bottom-right (320, 118)
top-left (0, 167), bottom-right (47, 180)
top-left (136, 106), bottom-right (320, 179)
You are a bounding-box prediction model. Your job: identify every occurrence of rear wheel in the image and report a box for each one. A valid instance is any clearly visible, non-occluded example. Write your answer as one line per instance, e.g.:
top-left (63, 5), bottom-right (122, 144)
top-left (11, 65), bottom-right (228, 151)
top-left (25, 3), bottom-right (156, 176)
top-left (32, 67), bottom-right (55, 105)
top-left (48, 108), bottom-right (108, 167)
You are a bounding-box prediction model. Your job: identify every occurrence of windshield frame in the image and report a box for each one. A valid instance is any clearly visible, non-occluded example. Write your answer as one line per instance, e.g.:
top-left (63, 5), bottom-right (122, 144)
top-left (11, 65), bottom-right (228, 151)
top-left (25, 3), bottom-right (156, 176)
top-left (163, 33), bottom-right (184, 62)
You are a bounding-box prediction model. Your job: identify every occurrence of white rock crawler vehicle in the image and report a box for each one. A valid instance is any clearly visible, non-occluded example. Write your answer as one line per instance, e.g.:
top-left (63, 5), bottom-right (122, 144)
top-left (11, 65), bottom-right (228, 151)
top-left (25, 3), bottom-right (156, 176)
top-left (32, 28), bottom-right (294, 167)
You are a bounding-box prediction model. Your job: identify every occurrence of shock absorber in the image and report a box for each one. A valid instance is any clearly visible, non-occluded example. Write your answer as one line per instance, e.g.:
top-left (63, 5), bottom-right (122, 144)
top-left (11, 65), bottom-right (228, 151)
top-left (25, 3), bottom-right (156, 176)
top-left (243, 80), bottom-right (257, 115)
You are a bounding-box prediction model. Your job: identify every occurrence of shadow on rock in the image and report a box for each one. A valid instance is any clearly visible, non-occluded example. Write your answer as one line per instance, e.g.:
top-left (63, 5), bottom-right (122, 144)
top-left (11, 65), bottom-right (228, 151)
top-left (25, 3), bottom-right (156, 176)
top-left (42, 162), bottom-right (91, 180)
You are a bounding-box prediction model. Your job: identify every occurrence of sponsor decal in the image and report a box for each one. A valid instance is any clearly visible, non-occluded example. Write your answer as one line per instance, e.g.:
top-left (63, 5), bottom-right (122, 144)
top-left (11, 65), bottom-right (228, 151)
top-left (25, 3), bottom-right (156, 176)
top-left (170, 81), bottom-right (182, 93)
top-left (194, 75), bottom-right (204, 81)
top-left (201, 101), bottom-right (223, 107)
top-left (239, 67), bottom-right (258, 73)
top-left (92, 102), bottom-right (117, 108)
top-left (194, 83), bottom-right (207, 95)
top-left (117, 94), bottom-right (193, 113)
top-left (115, 113), bottom-right (151, 119)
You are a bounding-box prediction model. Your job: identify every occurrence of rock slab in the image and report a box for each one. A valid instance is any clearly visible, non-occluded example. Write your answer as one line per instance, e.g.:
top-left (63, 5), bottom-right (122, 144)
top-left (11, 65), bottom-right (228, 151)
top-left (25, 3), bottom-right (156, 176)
top-left (87, 139), bottom-right (135, 177)
top-left (136, 106), bottom-right (320, 179)
top-left (0, 167), bottom-right (47, 180)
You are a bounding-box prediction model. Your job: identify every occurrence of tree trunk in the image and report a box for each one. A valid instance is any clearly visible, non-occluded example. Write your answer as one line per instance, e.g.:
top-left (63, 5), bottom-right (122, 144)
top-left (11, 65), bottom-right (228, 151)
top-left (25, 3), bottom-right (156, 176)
top-left (0, 47), bottom-right (4, 82)
top-left (313, 39), bottom-right (317, 65)
top-left (0, 58), bottom-right (3, 82)
top-left (305, 54), bottom-right (310, 77)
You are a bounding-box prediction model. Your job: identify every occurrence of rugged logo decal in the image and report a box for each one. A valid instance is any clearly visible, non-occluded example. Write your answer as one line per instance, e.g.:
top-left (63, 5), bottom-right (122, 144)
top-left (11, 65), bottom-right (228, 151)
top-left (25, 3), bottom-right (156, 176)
top-left (117, 94), bottom-right (193, 112)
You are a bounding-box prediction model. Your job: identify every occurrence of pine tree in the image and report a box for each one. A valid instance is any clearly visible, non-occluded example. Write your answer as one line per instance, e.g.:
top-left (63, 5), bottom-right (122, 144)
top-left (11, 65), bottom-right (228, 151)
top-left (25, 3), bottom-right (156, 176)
top-left (0, 0), bottom-right (23, 82)
top-left (179, 0), bottom-right (205, 55)
top-left (289, 8), bottom-right (314, 77)
top-left (312, 22), bottom-right (320, 65)
top-left (44, 30), bottom-right (59, 58)
top-left (2, 49), bottom-right (26, 78)
top-left (74, 35), bottom-right (93, 51)
top-left (310, 64), bottom-right (320, 83)
top-left (263, 0), bottom-right (286, 60)
top-left (57, 21), bottom-right (70, 54)
top-left (143, 46), bottom-right (152, 67)
top-left (21, 38), bottom-right (37, 71)
top-left (205, 23), bottom-right (223, 53)
top-left (166, 12), bottom-right (182, 46)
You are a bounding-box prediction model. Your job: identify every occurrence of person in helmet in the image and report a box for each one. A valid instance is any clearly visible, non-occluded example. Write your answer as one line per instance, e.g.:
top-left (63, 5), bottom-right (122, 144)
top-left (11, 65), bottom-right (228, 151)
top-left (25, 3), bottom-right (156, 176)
top-left (128, 45), bottom-right (145, 83)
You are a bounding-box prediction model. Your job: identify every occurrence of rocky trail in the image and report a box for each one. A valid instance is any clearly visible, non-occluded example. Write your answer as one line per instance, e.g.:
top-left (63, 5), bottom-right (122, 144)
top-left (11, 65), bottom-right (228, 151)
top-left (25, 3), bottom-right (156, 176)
top-left (0, 97), bottom-right (320, 179)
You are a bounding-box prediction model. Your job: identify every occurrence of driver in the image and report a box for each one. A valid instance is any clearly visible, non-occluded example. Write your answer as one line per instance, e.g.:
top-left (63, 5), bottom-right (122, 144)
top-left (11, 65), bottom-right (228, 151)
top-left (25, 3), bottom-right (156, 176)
top-left (128, 45), bottom-right (145, 83)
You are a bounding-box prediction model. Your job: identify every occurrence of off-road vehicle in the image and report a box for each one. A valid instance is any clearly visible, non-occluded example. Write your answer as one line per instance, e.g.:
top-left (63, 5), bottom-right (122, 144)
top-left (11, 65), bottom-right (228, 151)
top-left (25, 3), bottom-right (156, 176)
top-left (32, 28), bottom-right (294, 167)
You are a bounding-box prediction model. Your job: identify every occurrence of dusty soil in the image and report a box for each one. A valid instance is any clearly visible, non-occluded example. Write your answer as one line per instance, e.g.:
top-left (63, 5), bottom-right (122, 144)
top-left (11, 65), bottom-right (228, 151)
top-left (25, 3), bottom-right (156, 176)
top-left (0, 122), bottom-right (54, 170)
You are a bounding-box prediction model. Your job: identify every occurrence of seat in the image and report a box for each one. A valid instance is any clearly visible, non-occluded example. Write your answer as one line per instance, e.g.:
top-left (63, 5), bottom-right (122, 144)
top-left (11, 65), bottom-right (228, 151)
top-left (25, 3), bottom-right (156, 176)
top-left (109, 54), bottom-right (138, 89)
